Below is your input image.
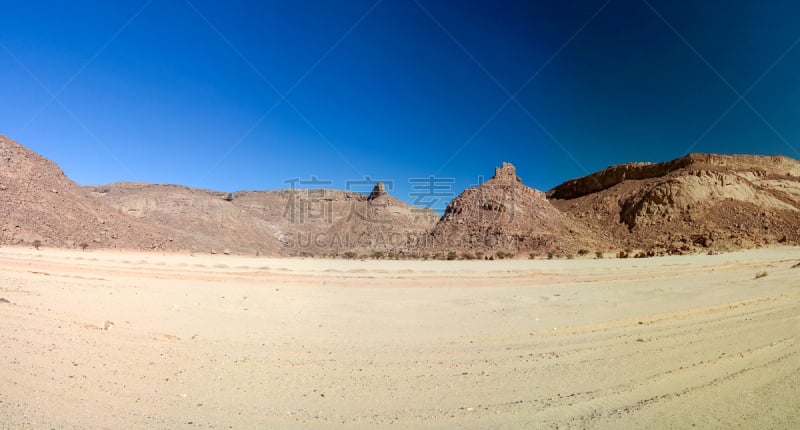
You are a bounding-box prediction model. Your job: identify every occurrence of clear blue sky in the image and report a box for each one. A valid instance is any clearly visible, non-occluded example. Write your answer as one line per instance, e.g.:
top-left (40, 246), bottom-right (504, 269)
top-left (3, 0), bottom-right (800, 211)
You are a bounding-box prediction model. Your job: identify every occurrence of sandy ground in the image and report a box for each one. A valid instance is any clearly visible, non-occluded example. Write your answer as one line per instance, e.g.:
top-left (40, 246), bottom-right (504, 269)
top-left (0, 246), bottom-right (798, 429)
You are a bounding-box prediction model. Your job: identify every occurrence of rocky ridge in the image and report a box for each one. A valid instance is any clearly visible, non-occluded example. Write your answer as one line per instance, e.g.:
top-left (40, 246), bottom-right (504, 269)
top-left (548, 153), bottom-right (800, 254)
top-left (90, 181), bottom-right (438, 256)
top-left (0, 135), bottom-right (194, 250)
top-left (3, 133), bottom-right (799, 257)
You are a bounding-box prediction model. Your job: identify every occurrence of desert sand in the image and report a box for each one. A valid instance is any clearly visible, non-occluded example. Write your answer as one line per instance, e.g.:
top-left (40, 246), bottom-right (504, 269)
top-left (0, 246), bottom-right (798, 429)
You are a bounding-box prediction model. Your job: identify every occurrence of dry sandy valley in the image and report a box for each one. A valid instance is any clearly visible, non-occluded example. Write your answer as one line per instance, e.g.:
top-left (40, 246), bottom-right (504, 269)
top-left (0, 246), bottom-right (798, 429)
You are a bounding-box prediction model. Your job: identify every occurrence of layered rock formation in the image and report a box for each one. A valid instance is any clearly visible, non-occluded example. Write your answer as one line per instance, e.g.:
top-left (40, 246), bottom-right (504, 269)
top-left (548, 154), bottom-right (800, 254)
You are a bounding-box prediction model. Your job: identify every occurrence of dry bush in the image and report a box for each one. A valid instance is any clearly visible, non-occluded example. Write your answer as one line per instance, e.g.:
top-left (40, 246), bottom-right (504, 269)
top-left (754, 271), bottom-right (768, 279)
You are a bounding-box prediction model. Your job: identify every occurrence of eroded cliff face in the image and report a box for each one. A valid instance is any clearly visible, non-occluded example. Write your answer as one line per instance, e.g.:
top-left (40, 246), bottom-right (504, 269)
top-left (548, 153), bottom-right (800, 200)
top-left (549, 153), bottom-right (800, 254)
top-left (548, 157), bottom-right (693, 200)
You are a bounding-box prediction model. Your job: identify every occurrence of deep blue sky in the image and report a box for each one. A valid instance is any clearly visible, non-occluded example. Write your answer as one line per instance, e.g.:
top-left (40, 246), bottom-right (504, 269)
top-left (3, 0), bottom-right (800, 211)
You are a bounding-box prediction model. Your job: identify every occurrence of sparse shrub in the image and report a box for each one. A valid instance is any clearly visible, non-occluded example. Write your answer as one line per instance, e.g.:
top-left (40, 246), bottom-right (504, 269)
top-left (567, 254), bottom-right (574, 260)
top-left (618, 250), bottom-right (628, 259)
top-left (371, 251), bottom-right (384, 259)
top-left (343, 251), bottom-right (357, 259)
top-left (529, 253), bottom-right (537, 259)
top-left (497, 251), bottom-right (514, 259)
top-left (595, 251), bottom-right (603, 259)
top-left (577, 249), bottom-right (589, 257)
top-left (755, 271), bottom-right (768, 279)
top-left (475, 252), bottom-right (484, 260)
top-left (547, 251), bottom-right (554, 260)
top-left (32, 240), bottom-right (41, 250)
top-left (79, 243), bottom-right (89, 251)
top-left (447, 251), bottom-right (458, 261)
top-left (461, 252), bottom-right (475, 260)
top-left (634, 252), bottom-right (647, 258)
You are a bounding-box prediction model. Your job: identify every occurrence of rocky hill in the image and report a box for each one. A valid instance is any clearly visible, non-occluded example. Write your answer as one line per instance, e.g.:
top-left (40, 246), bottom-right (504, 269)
top-left (548, 153), bottom-right (800, 254)
top-left (4, 133), bottom-right (800, 257)
top-left (429, 162), bottom-right (597, 255)
top-left (315, 182), bottom-right (439, 256)
top-left (0, 135), bottom-right (192, 250)
top-left (88, 181), bottom-right (437, 256)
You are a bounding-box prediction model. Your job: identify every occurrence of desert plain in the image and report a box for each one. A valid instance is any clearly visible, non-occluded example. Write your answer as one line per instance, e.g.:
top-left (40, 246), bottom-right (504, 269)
top-left (0, 246), bottom-right (798, 429)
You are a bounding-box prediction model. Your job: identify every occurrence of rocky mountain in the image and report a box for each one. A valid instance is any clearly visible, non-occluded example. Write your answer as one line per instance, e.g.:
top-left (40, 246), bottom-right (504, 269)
top-left (429, 162), bottom-right (598, 255)
top-left (548, 153), bottom-right (800, 254)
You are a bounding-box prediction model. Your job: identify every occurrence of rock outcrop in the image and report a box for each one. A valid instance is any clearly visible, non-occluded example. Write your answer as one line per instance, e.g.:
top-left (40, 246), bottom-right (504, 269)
top-left (430, 162), bottom-right (596, 254)
top-left (367, 181), bottom-right (388, 200)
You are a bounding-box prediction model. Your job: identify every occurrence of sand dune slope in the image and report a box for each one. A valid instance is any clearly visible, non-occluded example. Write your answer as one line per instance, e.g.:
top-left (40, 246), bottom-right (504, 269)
top-left (0, 247), bottom-right (798, 429)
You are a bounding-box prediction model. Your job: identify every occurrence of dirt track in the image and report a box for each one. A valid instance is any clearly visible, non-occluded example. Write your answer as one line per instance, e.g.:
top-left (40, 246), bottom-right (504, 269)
top-left (0, 247), bottom-right (798, 429)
